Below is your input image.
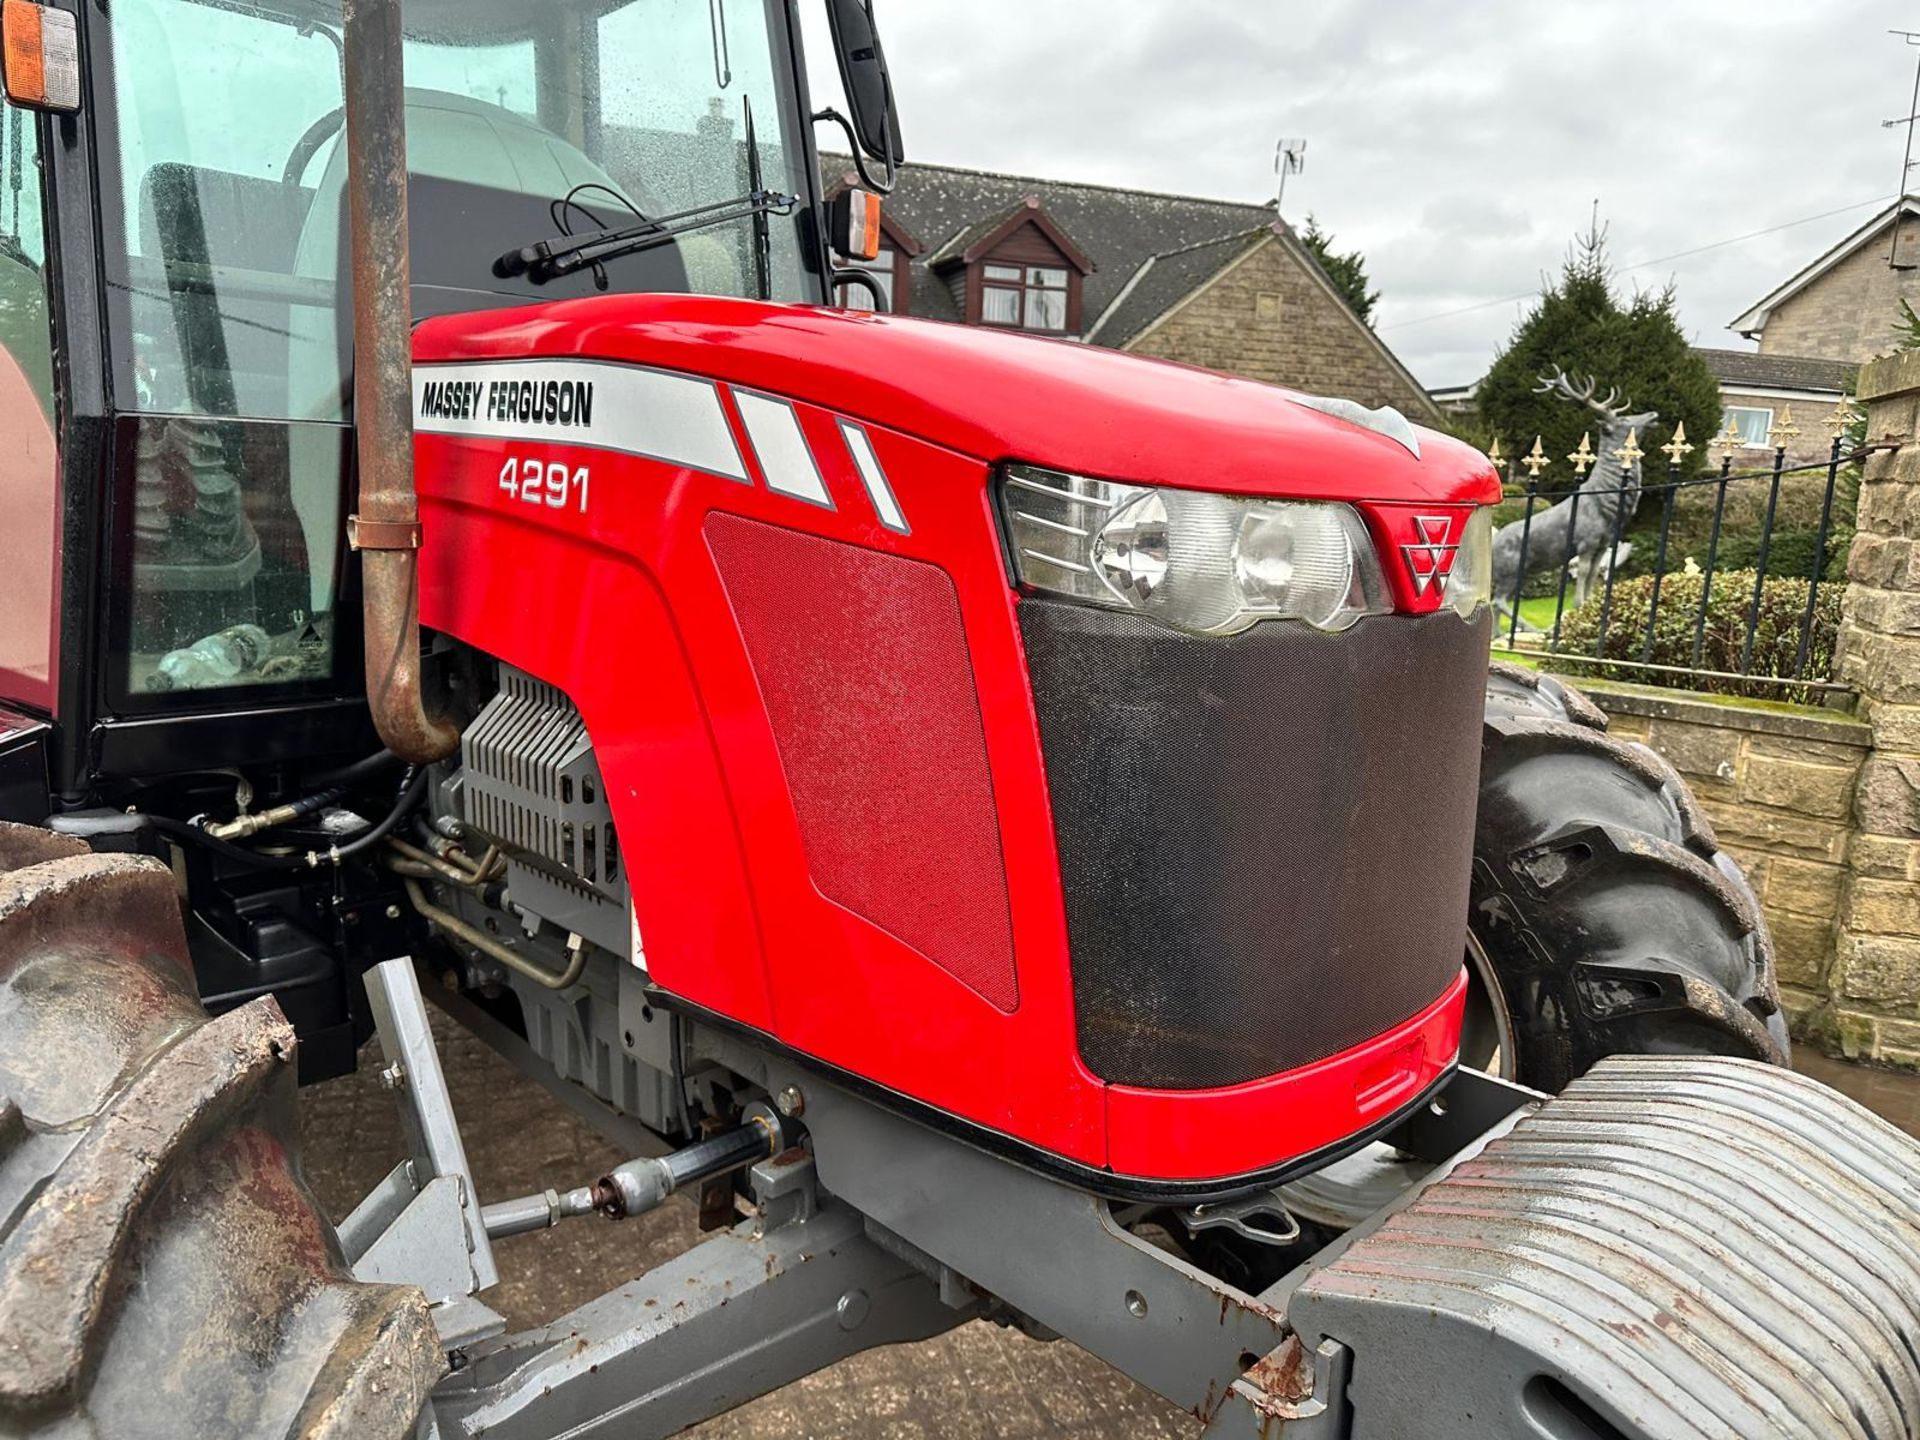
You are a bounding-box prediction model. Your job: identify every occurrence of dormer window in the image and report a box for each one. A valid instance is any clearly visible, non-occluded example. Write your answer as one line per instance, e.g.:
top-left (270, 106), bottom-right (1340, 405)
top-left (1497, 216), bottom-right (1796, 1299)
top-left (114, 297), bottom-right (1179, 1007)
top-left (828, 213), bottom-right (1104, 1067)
top-left (982, 264), bottom-right (1071, 331)
top-left (928, 194), bottom-right (1093, 336)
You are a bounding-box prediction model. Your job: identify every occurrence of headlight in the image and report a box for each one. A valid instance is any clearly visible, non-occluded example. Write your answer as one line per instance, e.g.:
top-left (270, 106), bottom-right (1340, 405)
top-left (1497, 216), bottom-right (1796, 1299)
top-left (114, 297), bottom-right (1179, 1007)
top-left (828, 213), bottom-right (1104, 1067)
top-left (1442, 507), bottom-right (1492, 618)
top-left (1001, 464), bottom-right (1391, 635)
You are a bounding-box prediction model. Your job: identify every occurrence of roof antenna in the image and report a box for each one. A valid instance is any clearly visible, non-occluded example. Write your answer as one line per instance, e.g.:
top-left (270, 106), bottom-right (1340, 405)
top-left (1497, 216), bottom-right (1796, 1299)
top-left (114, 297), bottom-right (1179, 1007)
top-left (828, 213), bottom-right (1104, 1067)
top-left (1274, 138), bottom-right (1307, 217)
top-left (1884, 30), bottom-right (1920, 266)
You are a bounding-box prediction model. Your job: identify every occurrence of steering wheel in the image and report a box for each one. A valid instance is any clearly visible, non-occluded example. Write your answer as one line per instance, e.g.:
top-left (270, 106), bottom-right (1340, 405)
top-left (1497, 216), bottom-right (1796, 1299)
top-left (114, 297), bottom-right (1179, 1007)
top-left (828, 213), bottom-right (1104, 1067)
top-left (283, 107), bottom-right (345, 191)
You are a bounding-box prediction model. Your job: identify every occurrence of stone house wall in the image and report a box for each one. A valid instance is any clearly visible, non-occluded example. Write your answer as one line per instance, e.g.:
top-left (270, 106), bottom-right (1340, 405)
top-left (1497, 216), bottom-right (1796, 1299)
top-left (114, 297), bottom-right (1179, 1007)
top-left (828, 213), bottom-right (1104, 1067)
top-left (1759, 220), bottom-right (1920, 364)
top-left (1121, 236), bottom-right (1438, 421)
top-left (1715, 384), bottom-right (1843, 471)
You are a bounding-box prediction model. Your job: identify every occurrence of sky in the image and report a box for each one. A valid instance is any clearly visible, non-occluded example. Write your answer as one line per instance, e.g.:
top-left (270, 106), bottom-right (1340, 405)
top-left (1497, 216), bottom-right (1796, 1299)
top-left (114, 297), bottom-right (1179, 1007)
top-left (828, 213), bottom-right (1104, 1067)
top-left (799, 1), bottom-right (1920, 388)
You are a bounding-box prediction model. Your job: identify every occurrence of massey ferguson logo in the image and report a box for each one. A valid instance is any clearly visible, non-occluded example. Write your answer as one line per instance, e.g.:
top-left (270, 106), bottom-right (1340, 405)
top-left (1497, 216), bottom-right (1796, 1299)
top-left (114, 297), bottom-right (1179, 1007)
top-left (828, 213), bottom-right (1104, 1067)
top-left (1402, 515), bottom-right (1459, 596)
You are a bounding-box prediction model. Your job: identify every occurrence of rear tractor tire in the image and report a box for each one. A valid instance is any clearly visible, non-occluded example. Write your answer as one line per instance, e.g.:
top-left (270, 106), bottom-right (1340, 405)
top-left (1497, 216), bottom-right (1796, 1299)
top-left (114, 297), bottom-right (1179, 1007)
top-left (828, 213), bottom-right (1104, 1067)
top-left (1468, 666), bottom-right (1790, 1091)
top-left (0, 822), bottom-right (444, 1439)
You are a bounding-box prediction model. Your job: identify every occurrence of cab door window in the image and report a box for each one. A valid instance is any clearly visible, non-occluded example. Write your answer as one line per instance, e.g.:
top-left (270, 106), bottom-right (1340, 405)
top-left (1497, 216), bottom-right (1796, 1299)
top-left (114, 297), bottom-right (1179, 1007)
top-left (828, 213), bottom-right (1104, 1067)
top-left (0, 104), bottom-right (59, 710)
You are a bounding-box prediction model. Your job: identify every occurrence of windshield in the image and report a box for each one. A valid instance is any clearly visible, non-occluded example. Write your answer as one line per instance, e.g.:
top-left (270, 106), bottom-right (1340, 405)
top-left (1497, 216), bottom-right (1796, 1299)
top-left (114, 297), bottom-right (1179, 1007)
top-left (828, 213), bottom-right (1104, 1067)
top-left (95, 0), bottom-right (816, 701)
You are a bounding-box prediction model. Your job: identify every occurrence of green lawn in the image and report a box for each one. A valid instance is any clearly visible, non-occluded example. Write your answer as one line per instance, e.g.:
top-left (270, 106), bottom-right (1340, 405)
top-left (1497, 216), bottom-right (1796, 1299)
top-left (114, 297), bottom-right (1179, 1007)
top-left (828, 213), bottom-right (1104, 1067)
top-left (1498, 592), bottom-right (1578, 636)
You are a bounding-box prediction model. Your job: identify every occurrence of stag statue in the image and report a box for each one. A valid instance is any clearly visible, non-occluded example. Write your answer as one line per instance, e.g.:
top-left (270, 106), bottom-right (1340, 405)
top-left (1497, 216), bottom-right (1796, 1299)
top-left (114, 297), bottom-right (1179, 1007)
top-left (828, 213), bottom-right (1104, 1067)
top-left (1491, 371), bottom-right (1657, 627)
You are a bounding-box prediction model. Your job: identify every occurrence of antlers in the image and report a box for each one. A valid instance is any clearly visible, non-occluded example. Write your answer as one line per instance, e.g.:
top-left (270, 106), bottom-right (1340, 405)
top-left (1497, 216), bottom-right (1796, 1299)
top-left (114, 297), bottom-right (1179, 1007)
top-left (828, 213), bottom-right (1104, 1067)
top-left (1533, 368), bottom-right (1628, 421)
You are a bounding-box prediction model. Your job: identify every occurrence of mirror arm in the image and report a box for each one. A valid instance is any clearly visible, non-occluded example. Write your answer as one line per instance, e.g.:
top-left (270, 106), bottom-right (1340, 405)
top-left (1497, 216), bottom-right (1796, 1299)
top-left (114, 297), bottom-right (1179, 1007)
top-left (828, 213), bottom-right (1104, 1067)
top-left (830, 269), bottom-right (887, 309)
top-left (812, 106), bottom-right (897, 195)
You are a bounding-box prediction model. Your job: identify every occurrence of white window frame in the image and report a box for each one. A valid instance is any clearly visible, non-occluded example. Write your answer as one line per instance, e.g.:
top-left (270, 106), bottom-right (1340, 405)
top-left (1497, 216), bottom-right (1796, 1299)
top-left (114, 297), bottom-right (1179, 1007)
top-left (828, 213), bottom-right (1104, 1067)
top-left (1723, 405), bottom-right (1775, 449)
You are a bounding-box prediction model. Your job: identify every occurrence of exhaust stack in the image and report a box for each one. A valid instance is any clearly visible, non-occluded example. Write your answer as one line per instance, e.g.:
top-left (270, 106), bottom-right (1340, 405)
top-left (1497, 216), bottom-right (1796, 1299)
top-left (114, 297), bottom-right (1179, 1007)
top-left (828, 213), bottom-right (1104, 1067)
top-left (341, 0), bottom-right (458, 764)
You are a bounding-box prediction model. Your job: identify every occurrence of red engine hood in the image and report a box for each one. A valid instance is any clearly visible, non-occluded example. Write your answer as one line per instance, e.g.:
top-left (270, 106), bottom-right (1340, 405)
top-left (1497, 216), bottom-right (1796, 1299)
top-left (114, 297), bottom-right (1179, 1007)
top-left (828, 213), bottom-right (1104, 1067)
top-left (412, 294), bottom-right (1498, 506)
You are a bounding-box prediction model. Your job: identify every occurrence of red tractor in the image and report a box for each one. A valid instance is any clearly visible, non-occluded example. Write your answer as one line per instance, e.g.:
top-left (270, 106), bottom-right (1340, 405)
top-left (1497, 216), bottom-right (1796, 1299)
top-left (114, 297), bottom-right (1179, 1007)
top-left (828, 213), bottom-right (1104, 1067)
top-left (0, 1), bottom-right (1905, 1436)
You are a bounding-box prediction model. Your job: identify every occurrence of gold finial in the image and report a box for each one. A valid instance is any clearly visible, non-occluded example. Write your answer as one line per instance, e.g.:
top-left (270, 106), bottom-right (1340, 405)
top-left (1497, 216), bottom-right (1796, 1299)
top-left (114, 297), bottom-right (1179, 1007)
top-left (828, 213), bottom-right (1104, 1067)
top-left (1709, 412), bottom-right (1741, 462)
top-left (1825, 395), bottom-right (1856, 435)
top-left (1567, 432), bottom-right (1596, 476)
top-left (1522, 436), bottom-right (1551, 478)
top-left (1487, 437), bottom-right (1504, 467)
top-left (1659, 422), bottom-right (1694, 467)
top-left (1772, 405), bottom-right (1800, 447)
top-left (1613, 428), bottom-right (1644, 467)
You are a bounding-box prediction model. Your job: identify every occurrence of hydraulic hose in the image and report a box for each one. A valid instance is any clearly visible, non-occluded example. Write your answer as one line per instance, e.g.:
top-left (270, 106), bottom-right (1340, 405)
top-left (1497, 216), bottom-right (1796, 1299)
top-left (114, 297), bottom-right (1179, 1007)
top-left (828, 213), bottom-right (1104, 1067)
top-left (141, 769), bottom-right (428, 872)
top-left (307, 747), bottom-right (405, 790)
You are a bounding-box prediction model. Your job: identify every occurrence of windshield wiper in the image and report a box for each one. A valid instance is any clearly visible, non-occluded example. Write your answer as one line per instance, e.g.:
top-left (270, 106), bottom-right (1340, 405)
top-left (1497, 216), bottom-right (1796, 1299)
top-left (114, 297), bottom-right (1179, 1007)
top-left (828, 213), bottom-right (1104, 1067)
top-left (744, 96), bottom-right (771, 300)
top-left (494, 189), bottom-right (798, 288)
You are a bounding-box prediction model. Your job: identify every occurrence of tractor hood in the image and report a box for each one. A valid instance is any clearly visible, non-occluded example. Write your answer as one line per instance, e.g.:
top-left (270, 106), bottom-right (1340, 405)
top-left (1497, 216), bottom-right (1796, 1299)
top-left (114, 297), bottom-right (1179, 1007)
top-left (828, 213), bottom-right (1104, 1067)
top-left (411, 295), bottom-right (1499, 507)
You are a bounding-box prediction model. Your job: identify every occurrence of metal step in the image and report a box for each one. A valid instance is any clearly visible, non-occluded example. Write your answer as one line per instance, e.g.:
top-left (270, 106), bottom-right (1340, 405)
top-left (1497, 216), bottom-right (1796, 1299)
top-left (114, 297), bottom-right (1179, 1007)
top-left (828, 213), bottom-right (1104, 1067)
top-left (1265, 1056), bottom-right (1920, 1439)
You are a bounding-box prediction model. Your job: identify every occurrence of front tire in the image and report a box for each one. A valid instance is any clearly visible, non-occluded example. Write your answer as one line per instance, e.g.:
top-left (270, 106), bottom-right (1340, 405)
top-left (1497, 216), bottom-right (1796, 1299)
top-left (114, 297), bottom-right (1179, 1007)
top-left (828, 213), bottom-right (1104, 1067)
top-left (1471, 666), bottom-right (1789, 1091)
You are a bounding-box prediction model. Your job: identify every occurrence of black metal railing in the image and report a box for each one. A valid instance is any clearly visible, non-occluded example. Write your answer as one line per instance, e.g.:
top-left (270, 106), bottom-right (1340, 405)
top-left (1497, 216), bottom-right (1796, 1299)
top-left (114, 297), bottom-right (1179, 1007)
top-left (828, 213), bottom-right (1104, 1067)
top-left (1489, 433), bottom-right (1861, 701)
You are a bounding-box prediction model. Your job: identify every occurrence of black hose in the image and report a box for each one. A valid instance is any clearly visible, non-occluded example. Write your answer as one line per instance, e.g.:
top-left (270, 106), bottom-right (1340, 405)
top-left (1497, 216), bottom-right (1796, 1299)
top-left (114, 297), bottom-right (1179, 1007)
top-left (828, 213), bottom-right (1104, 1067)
top-left (329, 768), bottom-right (428, 860)
top-left (144, 769), bottom-right (428, 872)
top-left (307, 748), bottom-right (405, 790)
top-left (143, 814), bottom-right (316, 871)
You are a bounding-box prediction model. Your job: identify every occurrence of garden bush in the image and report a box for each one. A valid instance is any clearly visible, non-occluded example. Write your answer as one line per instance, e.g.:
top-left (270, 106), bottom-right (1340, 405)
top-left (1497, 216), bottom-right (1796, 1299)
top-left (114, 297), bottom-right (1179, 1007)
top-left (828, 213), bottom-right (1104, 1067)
top-left (1551, 569), bottom-right (1841, 703)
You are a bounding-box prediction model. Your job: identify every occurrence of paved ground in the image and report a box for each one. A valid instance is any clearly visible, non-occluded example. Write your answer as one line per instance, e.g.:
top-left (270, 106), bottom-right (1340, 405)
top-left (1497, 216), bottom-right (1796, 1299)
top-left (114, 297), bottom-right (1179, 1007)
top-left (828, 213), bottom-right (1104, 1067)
top-left (300, 1020), bottom-right (1920, 1438)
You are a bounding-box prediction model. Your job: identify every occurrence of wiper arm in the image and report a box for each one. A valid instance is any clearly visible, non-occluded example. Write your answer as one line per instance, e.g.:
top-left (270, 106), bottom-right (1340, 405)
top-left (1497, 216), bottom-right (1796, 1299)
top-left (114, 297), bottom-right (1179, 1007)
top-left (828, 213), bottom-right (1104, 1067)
top-left (744, 96), bottom-right (771, 300)
top-left (494, 190), bottom-right (799, 288)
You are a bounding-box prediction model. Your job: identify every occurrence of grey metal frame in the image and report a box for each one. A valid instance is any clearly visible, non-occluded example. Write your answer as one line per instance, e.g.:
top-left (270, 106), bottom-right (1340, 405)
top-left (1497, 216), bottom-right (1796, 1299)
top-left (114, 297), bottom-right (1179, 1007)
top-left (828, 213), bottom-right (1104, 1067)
top-left (342, 959), bottom-right (1920, 1440)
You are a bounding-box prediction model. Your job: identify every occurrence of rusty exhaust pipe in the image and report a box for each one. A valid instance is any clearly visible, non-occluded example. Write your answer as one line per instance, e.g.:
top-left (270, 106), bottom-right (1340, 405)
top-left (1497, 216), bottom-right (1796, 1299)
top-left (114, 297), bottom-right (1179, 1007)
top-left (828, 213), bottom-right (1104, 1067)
top-left (341, 0), bottom-right (459, 764)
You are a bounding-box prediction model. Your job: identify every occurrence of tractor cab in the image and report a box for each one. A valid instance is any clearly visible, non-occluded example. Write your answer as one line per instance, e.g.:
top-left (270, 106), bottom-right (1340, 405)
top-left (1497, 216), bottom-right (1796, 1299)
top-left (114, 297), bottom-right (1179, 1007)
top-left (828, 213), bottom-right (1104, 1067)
top-left (0, 0), bottom-right (856, 802)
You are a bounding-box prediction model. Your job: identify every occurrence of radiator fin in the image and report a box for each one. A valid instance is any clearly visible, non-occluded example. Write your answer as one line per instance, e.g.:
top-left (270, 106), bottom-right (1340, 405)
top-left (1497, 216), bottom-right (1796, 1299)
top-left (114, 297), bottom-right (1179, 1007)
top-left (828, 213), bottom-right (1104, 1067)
top-left (461, 667), bottom-right (629, 956)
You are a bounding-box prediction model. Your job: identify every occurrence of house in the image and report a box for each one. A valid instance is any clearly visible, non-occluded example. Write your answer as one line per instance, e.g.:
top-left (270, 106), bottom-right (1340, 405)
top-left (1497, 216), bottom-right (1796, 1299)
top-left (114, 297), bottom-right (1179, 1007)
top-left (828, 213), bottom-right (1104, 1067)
top-left (1427, 380), bottom-right (1479, 421)
top-left (1693, 349), bottom-right (1854, 470)
top-left (825, 158), bottom-right (1441, 424)
top-left (1729, 195), bottom-right (1920, 364)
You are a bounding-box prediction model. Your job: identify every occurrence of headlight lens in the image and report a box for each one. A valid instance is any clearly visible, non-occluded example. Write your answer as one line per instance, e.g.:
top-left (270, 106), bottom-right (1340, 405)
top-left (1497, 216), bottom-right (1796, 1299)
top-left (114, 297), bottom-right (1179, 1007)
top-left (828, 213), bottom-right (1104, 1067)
top-left (1002, 464), bottom-right (1392, 635)
top-left (1442, 507), bottom-right (1492, 618)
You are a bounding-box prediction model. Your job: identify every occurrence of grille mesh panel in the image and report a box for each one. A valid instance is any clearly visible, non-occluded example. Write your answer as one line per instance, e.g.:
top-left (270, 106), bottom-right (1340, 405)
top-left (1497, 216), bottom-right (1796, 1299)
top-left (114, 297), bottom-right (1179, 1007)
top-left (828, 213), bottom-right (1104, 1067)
top-left (1018, 601), bottom-right (1488, 1089)
top-left (708, 514), bottom-right (1018, 1011)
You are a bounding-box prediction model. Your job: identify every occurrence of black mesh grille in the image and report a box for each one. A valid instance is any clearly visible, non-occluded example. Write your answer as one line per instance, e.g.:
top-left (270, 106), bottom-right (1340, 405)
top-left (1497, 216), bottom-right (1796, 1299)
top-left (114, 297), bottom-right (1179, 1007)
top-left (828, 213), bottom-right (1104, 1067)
top-left (1018, 600), bottom-right (1489, 1090)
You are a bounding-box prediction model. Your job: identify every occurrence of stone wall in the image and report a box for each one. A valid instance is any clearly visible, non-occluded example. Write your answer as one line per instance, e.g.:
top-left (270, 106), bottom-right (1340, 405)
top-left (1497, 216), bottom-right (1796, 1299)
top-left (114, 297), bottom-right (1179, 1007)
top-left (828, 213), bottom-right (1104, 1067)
top-left (1822, 350), bottom-right (1920, 1065)
top-left (1121, 234), bottom-right (1440, 423)
top-left (1759, 219), bottom-right (1920, 364)
top-left (1579, 681), bottom-right (1872, 1033)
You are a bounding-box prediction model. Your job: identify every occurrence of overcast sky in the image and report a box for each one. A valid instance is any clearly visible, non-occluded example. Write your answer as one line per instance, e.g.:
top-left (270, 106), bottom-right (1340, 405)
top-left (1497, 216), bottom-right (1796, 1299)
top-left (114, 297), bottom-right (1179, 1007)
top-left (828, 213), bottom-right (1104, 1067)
top-left (800, 2), bottom-right (1918, 388)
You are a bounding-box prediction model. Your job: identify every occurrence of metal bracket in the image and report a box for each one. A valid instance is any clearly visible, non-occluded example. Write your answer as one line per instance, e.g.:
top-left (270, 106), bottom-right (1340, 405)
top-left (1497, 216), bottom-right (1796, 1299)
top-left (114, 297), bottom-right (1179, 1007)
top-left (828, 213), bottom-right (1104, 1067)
top-left (747, 1054), bottom-right (1291, 1424)
top-left (1179, 1190), bottom-right (1302, 1248)
top-left (355, 957), bottom-right (504, 1346)
top-left (428, 1156), bottom-right (968, 1439)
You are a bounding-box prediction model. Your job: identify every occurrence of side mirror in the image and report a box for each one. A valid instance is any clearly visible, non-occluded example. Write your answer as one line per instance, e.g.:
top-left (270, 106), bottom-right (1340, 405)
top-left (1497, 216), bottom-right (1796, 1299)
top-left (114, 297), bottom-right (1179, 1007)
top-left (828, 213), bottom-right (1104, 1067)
top-left (825, 0), bottom-right (902, 165)
top-left (2, 0), bottom-right (81, 113)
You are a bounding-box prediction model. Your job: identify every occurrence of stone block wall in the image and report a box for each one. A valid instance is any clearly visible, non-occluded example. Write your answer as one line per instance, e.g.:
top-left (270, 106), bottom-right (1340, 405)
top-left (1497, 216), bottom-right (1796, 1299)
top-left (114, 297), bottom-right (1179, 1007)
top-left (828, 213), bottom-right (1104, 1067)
top-left (1819, 351), bottom-right (1920, 1064)
top-left (1120, 234), bottom-right (1440, 423)
top-left (1581, 681), bottom-right (1871, 1032)
top-left (1758, 218), bottom-right (1920, 364)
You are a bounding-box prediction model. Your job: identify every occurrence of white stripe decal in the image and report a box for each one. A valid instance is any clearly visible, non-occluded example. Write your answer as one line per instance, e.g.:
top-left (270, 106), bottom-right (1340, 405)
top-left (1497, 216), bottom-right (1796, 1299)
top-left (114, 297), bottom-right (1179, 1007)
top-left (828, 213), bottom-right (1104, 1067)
top-left (734, 390), bottom-right (834, 509)
top-left (839, 420), bottom-right (909, 534)
top-left (413, 359), bottom-right (748, 482)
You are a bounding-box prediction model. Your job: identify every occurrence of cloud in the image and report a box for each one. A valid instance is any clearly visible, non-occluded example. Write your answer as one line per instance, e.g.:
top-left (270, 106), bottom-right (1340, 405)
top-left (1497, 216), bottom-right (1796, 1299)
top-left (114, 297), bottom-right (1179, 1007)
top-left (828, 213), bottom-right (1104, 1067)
top-left (803, 0), bottom-right (1912, 384)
